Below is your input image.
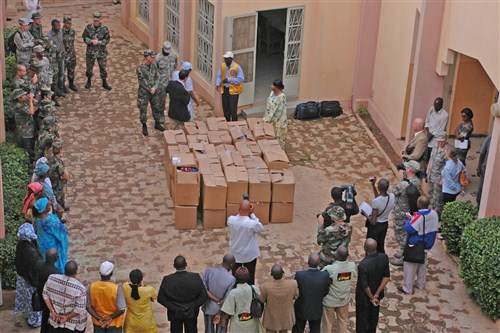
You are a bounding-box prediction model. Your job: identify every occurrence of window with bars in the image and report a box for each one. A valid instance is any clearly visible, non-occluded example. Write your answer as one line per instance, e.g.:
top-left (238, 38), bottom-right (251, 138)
top-left (285, 8), bottom-right (304, 77)
top-left (166, 0), bottom-right (180, 51)
top-left (138, 0), bottom-right (150, 23)
top-left (197, 0), bottom-right (214, 81)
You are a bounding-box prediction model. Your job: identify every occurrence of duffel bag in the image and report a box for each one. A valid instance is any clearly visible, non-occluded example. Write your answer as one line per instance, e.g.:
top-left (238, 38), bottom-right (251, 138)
top-left (320, 100), bottom-right (343, 118)
top-left (294, 101), bottom-right (320, 120)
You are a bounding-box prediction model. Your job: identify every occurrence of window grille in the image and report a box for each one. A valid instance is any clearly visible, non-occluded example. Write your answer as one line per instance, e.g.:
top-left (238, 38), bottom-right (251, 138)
top-left (166, 0), bottom-right (180, 51)
top-left (197, 0), bottom-right (214, 81)
top-left (138, 0), bottom-right (150, 23)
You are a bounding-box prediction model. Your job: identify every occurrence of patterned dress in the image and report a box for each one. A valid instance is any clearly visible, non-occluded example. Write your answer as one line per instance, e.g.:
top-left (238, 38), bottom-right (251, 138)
top-left (264, 92), bottom-right (288, 149)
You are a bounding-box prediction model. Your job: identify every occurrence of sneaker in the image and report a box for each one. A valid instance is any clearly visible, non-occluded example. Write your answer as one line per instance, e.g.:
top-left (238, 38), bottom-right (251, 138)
top-left (390, 257), bottom-right (404, 266)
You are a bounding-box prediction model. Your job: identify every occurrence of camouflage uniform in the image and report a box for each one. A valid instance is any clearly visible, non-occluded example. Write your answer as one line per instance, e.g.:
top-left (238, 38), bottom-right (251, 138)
top-left (49, 147), bottom-right (68, 209)
top-left (29, 24), bottom-right (43, 40)
top-left (13, 90), bottom-right (35, 161)
top-left (14, 30), bottom-right (35, 67)
top-left (427, 145), bottom-right (447, 215)
top-left (14, 75), bottom-right (31, 92)
top-left (62, 26), bottom-right (77, 83)
top-left (136, 60), bottom-right (161, 124)
top-left (43, 38), bottom-right (60, 88)
top-left (155, 52), bottom-right (177, 123)
top-left (31, 55), bottom-right (53, 87)
top-left (317, 206), bottom-right (353, 268)
top-left (34, 116), bottom-right (59, 160)
top-left (392, 176), bottom-right (422, 252)
top-left (82, 21), bottom-right (110, 79)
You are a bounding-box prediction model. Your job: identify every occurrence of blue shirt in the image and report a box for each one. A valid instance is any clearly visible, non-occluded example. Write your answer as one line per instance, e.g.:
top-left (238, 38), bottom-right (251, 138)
top-left (215, 61), bottom-right (244, 88)
top-left (202, 267), bottom-right (236, 316)
top-left (405, 209), bottom-right (439, 249)
top-left (441, 159), bottom-right (464, 194)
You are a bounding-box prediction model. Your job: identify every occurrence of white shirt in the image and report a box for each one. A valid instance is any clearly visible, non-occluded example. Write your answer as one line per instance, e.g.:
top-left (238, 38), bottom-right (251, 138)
top-left (227, 213), bottom-right (263, 263)
top-left (371, 193), bottom-right (395, 223)
top-left (425, 107), bottom-right (449, 148)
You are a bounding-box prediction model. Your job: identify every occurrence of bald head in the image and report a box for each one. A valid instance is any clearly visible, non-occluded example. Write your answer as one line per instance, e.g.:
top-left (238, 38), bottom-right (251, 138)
top-left (412, 118), bottom-right (425, 132)
top-left (45, 248), bottom-right (59, 264)
top-left (417, 195), bottom-right (430, 209)
top-left (308, 252), bottom-right (321, 268)
top-left (64, 260), bottom-right (78, 276)
top-left (222, 254), bottom-right (235, 270)
top-left (336, 245), bottom-right (349, 261)
top-left (16, 64), bottom-right (26, 77)
top-left (238, 200), bottom-right (252, 216)
top-left (271, 264), bottom-right (284, 280)
top-left (377, 178), bottom-right (389, 193)
top-left (364, 238), bottom-right (378, 255)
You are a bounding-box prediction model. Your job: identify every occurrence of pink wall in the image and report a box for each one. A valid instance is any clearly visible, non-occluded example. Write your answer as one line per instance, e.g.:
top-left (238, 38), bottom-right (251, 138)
top-left (479, 115), bottom-right (500, 218)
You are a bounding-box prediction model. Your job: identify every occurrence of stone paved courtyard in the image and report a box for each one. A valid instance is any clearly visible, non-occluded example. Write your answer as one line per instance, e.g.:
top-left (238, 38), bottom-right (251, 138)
top-left (1, 1), bottom-right (498, 332)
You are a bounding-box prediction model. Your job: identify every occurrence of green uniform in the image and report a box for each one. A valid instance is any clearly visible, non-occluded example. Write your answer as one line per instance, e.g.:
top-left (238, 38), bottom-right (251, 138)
top-left (136, 61), bottom-right (161, 124)
top-left (82, 22), bottom-right (110, 79)
top-left (49, 155), bottom-right (67, 207)
top-left (427, 145), bottom-right (447, 215)
top-left (44, 41), bottom-right (60, 85)
top-left (62, 27), bottom-right (77, 82)
top-left (14, 30), bottom-right (34, 67)
top-left (155, 53), bottom-right (177, 123)
top-left (14, 101), bottom-right (35, 161)
top-left (29, 24), bottom-right (43, 40)
top-left (392, 177), bottom-right (422, 252)
top-left (14, 76), bottom-right (31, 92)
top-left (317, 222), bottom-right (352, 268)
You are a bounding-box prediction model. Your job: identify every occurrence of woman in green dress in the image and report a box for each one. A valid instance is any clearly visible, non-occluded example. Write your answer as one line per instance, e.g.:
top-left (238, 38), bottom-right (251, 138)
top-left (263, 79), bottom-right (287, 149)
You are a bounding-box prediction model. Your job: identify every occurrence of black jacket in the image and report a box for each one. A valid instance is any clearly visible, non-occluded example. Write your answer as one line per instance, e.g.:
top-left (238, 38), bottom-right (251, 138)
top-left (157, 271), bottom-right (208, 321)
top-left (166, 80), bottom-right (191, 122)
top-left (15, 240), bottom-right (42, 287)
top-left (293, 268), bottom-right (331, 320)
top-left (36, 261), bottom-right (61, 311)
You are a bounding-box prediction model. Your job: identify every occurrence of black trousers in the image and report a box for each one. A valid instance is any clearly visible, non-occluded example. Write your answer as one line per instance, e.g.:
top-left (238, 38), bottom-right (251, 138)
top-left (170, 317), bottom-right (197, 333)
top-left (232, 258), bottom-right (257, 285)
top-left (40, 309), bottom-right (50, 333)
top-left (222, 87), bottom-right (239, 121)
top-left (442, 192), bottom-right (459, 207)
top-left (49, 327), bottom-right (85, 333)
top-left (366, 222), bottom-right (388, 253)
top-left (292, 318), bottom-right (321, 333)
top-left (356, 294), bottom-right (380, 333)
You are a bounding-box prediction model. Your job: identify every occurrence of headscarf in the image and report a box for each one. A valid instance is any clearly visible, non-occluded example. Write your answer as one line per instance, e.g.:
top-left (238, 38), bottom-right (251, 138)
top-left (18, 222), bottom-right (37, 241)
top-left (34, 162), bottom-right (50, 177)
top-left (22, 182), bottom-right (44, 214)
top-left (34, 197), bottom-right (49, 214)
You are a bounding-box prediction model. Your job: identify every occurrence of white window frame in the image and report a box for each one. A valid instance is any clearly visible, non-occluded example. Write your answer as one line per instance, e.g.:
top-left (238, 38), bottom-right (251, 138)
top-left (138, 0), bottom-right (150, 23)
top-left (166, 0), bottom-right (180, 51)
top-left (197, 0), bottom-right (215, 82)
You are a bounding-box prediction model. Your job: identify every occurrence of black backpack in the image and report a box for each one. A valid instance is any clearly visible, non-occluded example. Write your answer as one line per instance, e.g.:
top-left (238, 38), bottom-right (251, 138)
top-left (294, 101), bottom-right (320, 120)
top-left (6, 30), bottom-right (20, 54)
top-left (405, 179), bottom-right (420, 214)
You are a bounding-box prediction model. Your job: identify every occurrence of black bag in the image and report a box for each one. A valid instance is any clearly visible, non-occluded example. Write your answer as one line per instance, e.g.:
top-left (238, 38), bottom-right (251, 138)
top-left (320, 100), bottom-right (343, 118)
top-left (250, 285), bottom-right (264, 318)
top-left (405, 179), bottom-right (420, 214)
top-left (31, 290), bottom-right (43, 312)
top-left (403, 215), bottom-right (426, 264)
top-left (294, 101), bottom-right (320, 120)
top-left (6, 30), bottom-right (20, 54)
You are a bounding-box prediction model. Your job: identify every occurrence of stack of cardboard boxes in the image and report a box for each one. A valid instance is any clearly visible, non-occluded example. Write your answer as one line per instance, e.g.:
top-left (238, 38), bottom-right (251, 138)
top-left (163, 118), bottom-right (295, 230)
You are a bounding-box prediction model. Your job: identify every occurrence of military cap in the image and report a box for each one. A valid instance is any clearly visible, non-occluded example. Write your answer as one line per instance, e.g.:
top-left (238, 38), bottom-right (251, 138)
top-left (11, 89), bottom-right (28, 100)
top-left (41, 115), bottom-right (58, 127)
top-left (18, 18), bottom-right (30, 25)
top-left (30, 60), bottom-right (43, 72)
top-left (162, 41), bottom-right (172, 52)
top-left (63, 16), bottom-right (72, 23)
top-left (403, 160), bottom-right (420, 172)
top-left (52, 141), bottom-right (64, 154)
top-left (93, 12), bottom-right (102, 19)
top-left (435, 131), bottom-right (447, 142)
top-left (33, 45), bottom-right (44, 53)
top-left (143, 49), bottom-right (156, 58)
top-left (40, 86), bottom-right (52, 94)
top-left (326, 206), bottom-right (346, 222)
top-left (32, 12), bottom-right (43, 19)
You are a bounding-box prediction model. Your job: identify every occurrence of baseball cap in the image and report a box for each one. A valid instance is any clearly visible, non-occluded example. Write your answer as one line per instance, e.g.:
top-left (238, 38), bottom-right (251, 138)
top-left (223, 51), bottom-right (234, 58)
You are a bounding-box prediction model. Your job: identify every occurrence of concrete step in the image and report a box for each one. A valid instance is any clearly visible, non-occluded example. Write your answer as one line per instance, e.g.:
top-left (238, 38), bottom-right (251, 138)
top-left (241, 100), bottom-right (301, 119)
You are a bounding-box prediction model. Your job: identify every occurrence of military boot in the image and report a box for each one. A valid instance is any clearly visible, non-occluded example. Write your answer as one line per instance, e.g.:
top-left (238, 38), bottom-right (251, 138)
top-left (142, 123), bottom-right (148, 136)
top-left (102, 79), bottom-right (112, 91)
top-left (85, 77), bottom-right (91, 89)
top-left (154, 122), bottom-right (165, 132)
top-left (69, 79), bottom-right (78, 92)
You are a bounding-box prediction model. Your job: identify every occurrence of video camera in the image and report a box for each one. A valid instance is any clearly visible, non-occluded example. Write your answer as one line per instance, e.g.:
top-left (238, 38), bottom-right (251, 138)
top-left (396, 163), bottom-right (427, 180)
top-left (340, 184), bottom-right (356, 211)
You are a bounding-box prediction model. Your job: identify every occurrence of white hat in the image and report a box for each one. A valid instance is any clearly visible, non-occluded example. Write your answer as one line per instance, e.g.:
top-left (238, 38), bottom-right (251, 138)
top-left (163, 41), bottom-right (172, 52)
top-left (223, 51), bottom-right (234, 58)
top-left (99, 261), bottom-right (114, 276)
top-left (403, 160), bottom-right (420, 172)
top-left (181, 61), bottom-right (193, 71)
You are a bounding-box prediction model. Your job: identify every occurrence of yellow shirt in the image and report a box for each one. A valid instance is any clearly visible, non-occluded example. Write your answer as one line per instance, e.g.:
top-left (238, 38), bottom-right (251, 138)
top-left (122, 283), bottom-right (158, 333)
top-left (89, 281), bottom-right (125, 327)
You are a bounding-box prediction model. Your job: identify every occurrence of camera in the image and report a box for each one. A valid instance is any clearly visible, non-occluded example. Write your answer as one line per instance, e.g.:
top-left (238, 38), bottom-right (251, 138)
top-left (340, 184), bottom-right (356, 210)
top-left (242, 193), bottom-right (250, 200)
top-left (396, 163), bottom-right (406, 171)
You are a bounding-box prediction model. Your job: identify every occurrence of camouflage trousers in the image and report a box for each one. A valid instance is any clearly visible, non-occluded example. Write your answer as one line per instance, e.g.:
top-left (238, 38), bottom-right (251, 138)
top-left (65, 56), bottom-right (76, 82)
top-left (53, 186), bottom-right (66, 208)
top-left (156, 88), bottom-right (167, 124)
top-left (86, 55), bottom-right (107, 79)
top-left (427, 180), bottom-right (443, 216)
top-left (137, 89), bottom-right (162, 124)
top-left (393, 217), bottom-right (407, 252)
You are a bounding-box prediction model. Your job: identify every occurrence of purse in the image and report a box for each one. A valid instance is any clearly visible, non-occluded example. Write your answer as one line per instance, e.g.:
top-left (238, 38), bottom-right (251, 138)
top-left (32, 289), bottom-right (43, 311)
top-left (249, 285), bottom-right (264, 318)
top-left (459, 167), bottom-right (470, 186)
top-left (403, 215), bottom-right (426, 264)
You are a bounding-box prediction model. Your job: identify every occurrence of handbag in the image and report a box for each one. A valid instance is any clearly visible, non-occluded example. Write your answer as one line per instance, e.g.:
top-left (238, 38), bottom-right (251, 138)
top-left (459, 167), bottom-right (470, 186)
top-left (249, 285), bottom-right (264, 318)
top-left (403, 215), bottom-right (426, 264)
top-left (32, 289), bottom-right (43, 311)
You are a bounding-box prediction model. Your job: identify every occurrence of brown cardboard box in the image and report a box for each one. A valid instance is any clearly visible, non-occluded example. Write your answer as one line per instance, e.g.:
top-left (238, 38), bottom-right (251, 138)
top-left (226, 203), bottom-right (239, 220)
top-left (166, 145), bottom-right (190, 164)
top-left (215, 144), bottom-right (236, 155)
top-left (253, 201), bottom-right (270, 224)
top-left (243, 156), bottom-right (268, 170)
top-left (229, 126), bottom-right (255, 144)
top-left (169, 153), bottom-right (197, 179)
top-left (271, 169), bottom-right (295, 202)
top-left (248, 168), bottom-right (271, 202)
top-left (208, 130), bottom-right (232, 145)
top-left (192, 143), bottom-right (218, 161)
top-left (207, 117), bottom-right (228, 131)
top-left (198, 158), bottom-right (224, 176)
top-left (184, 121), bottom-right (209, 135)
top-left (235, 141), bottom-right (262, 157)
top-left (246, 118), bottom-right (265, 131)
top-left (203, 209), bottom-right (227, 228)
top-left (187, 134), bottom-right (209, 145)
top-left (270, 202), bottom-right (294, 223)
top-left (220, 150), bottom-right (245, 171)
top-left (164, 130), bottom-right (188, 145)
top-left (175, 205), bottom-right (198, 230)
top-left (257, 139), bottom-right (282, 153)
top-left (263, 150), bottom-right (289, 169)
top-left (202, 174), bottom-right (227, 209)
top-left (225, 166), bottom-right (248, 203)
top-left (253, 123), bottom-right (276, 140)
top-left (226, 120), bottom-right (249, 129)
top-left (173, 171), bottom-right (199, 206)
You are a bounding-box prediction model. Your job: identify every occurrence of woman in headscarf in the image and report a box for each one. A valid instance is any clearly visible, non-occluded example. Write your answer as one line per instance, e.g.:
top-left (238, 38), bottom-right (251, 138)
top-left (122, 269), bottom-right (158, 333)
top-left (263, 79), bottom-right (287, 149)
top-left (33, 159), bottom-right (64, 216)
top-left (13, 223), bottom-right (43, 328)
top-left (22, 182), bottom-right (44, 223)
top-left (33, 197), bottom-right (69, 272)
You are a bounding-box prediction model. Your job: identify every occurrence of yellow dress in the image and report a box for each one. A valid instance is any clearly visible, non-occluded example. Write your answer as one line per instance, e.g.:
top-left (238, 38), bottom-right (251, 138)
top-left (122, 283), bottom-right (158, 333)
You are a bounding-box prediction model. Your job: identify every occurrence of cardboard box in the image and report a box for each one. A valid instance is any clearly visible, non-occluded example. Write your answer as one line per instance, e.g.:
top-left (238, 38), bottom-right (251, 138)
top-left (226, 120), bottom-right (249, 129)
top-left (246, 118), bottom-right (265, 131)
top-left (248, 168), bottom-right (271, 202)
top-left (235, 141), bottom-right (262, 157)
top-left (187, 134), bottom-right (209, 145)
top-left (243, 156), bottom-right (268, 170)
top-left (175, 205), bottom-right (198, 230)
top-left (173, 172), bottom-right (199, 206)
top-left (169, 153), bottom-right (197, 179)
top-left (192, 143), bottom-right (218, 161)
top-left (225, 166), bottom-right (248, 203)
top-left (207, 117), bottom-right (228, 131)
top-left (203, 209), bottom-right (227, 228)
top-left (270, 169), bottom-right (295, 202)
top-left (166, 145), bottom-right (190, 164)
top-left (215, 144), bottom-right (236, 155)
top-left (208, 130), bottom-right (232, 145)
top-left (257, 139), bottom-right (282, 153)
top-left (202, 174), bottom-right (227, 209)
top-left (220, 150), bottom-right (245, 171)
top-left (263, 150), bottom-right (289, 169)
top-left (253, 201), bottom-right (270, 224)
top-left (230, 125), bottom-right (255, 144)
top-left (270, 202), bottom-right (294, 223)
top-left (184, 121), bottom-right (209, 135)
top-left (164, 130), bottom-right (187, 145)
top-left (198, 158), bottom-right (224, 176)
top-left (226, 203), bottom-right (239, 220)
top-left (253, 123), bottom-right (276, 140)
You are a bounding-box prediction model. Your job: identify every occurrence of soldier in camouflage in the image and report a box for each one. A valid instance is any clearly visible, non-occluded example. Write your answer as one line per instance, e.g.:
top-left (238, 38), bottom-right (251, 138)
top-left (317, 206), bottom-right (352, 268)
top-left (49, 142), bottom-right (70, 211)
top-left (426, 131), bottom-right (448, 217)
top-left (14, 18), bottom-right (35, 68)
top-left (62, 16), bottom-right (78, 92)
top-left (136, 49), bottom-right (163, 136)
top-left (31, 45), bottom-right (53, 87)
top-left (13, 64), bottom-right (30, 91)
top-left (82, 12), bottom-right (112, 90)
top-left (12, 89), bottom-right (36, 162)
top-left (34, 115), bottom-right (59, 161)
top-left (28, 60), bottom-right (43, 105)
top-left (155, 41), bottom-right (178, 124)
top-left (42, 37), bottom-right (64, 99)
top-left (390, 160), bottom-right (422, 266)
top-left (47, 19), bottom-right (67, 94)
top-left (29, 12), bottom-right (44, 40)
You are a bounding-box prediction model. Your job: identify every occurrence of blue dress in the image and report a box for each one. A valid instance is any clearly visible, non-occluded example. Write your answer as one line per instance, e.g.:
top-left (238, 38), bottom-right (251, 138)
top-left (35, 214), bottom-right (69, 273)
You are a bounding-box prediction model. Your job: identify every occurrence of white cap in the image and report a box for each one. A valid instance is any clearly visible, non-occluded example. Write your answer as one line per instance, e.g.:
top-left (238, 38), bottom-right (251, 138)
top-left (99, 261), bottom-right (114, 276)
top-left (223, 51), bottom-right (234, 58)
top-left (163, 41), bottom-right (172, 52)
top-left (181, 61), bottom-right (193, 71)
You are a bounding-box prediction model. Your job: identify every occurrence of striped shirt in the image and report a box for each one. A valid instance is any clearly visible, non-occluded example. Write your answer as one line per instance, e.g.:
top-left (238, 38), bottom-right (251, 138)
top-left (43, 274), bottom-right (87, 331)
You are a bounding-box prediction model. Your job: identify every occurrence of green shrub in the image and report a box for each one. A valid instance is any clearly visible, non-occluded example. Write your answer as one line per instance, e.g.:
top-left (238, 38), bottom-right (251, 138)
top-left (3, 27), bottom-right (18, 57)
top-left (3, 54), bottom-right (17, 132)
top-left (441, 200), bottom-right (478, 255)
top-left (460, 217), bottom-right (500, 320)
top-left (0, 141), bottom-right (29, 289)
